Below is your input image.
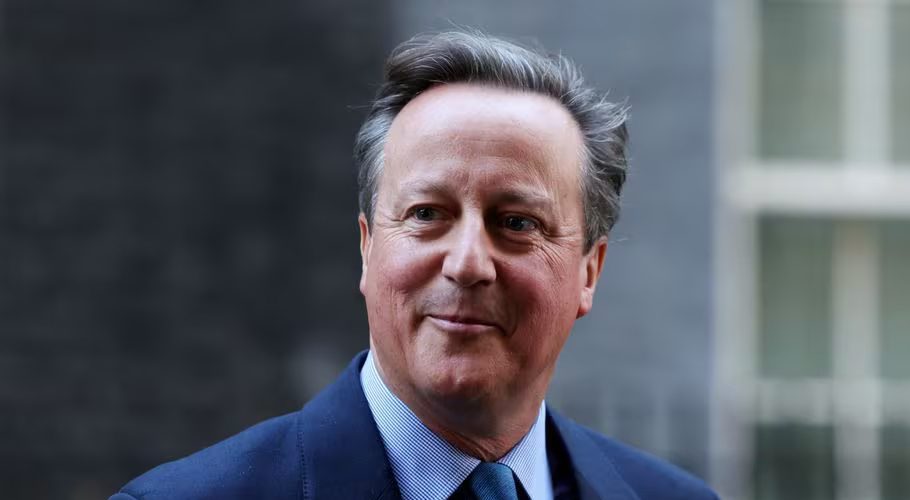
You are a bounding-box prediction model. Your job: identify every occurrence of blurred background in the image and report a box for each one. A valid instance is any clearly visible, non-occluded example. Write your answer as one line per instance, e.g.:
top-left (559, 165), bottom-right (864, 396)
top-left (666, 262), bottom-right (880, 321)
top-left (1, 0), bottom-right (907, 499)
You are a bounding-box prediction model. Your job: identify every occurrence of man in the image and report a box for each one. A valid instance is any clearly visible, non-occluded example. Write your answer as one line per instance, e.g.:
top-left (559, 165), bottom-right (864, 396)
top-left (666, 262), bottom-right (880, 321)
top-left (112, 31), bottom-right (717, 500)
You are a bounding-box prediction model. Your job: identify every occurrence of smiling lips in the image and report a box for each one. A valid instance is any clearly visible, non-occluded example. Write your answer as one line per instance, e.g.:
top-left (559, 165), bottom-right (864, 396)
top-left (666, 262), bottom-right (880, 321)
top-left (427, 314), bottom-right (503, 334)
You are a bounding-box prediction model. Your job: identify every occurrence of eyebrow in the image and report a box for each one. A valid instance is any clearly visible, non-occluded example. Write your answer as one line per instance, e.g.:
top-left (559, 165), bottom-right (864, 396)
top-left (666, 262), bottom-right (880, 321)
top-left (396, 179), bottom-right (452, 200)
top-left (489, 189), bottom-right (554, 211)
top-left (395, 179), bottom-right (556, 213)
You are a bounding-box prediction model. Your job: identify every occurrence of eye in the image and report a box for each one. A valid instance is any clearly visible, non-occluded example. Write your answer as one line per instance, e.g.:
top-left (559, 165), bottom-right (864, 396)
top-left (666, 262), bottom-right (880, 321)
top-left (500, 215), bottom-right (538, 232)
top-left (410, 206), bottom-right (439, 222)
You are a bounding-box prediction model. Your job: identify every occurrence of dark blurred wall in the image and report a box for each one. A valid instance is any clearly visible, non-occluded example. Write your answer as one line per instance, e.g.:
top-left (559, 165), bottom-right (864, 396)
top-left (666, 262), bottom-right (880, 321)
top-left (2, 1), bottom-right (714, 498)
top-left (2, 1), bottom-right (388, 497)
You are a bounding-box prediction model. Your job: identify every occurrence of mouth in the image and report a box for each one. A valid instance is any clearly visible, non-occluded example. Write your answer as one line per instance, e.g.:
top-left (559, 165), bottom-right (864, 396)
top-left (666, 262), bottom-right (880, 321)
top-left (426, 314), bottom-right (503, 335)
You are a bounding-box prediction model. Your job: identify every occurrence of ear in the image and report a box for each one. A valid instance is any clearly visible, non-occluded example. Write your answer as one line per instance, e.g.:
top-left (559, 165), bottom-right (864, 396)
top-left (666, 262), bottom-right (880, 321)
top-left (577, 238), bottom-right (607, 318)
top-left (358, 213), bottom-right (372, 295)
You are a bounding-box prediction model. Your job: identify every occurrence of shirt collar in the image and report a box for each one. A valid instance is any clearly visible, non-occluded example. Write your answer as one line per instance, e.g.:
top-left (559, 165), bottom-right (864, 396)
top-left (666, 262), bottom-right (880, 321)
top-left (360, 351), bottom-right (553, 500)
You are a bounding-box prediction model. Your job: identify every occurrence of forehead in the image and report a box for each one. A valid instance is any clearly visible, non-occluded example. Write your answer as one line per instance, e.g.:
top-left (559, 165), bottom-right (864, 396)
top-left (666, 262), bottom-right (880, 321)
top-left (383, 83), bottom-right (584, 193)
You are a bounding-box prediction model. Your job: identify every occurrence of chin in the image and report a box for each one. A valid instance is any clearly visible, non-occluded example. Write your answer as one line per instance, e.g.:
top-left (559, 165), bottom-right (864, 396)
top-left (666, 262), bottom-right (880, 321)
top-left (416, 355), bottom-right (506, 407)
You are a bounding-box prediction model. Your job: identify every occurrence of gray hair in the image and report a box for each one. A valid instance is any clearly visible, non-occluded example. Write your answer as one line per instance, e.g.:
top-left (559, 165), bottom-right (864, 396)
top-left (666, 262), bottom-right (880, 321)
top-left (354, 30), bottom-right (629, 250)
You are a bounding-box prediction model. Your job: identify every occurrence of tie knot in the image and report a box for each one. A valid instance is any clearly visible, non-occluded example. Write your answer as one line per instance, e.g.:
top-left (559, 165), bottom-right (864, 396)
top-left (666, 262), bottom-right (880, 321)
top-left (466, 462), bottom-right (518, 500)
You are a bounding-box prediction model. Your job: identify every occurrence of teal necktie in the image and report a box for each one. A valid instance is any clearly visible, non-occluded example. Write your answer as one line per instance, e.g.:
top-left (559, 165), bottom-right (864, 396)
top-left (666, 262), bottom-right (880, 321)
top-left (464, 462), bottom-right (519, 500)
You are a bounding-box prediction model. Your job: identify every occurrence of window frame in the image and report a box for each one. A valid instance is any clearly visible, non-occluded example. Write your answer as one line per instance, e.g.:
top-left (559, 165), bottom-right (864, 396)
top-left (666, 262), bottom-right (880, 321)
top-left (710, 0), bottom-right (910, 499)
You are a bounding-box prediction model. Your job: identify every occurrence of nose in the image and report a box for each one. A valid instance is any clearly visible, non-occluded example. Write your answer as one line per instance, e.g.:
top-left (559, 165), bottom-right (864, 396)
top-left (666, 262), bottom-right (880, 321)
top-left (441, 216), bottom-right (496, 287)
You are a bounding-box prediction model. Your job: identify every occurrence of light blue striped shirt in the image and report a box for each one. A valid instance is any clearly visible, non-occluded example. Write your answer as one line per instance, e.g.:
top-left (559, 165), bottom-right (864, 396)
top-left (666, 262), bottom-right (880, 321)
top-left (360, 351), bottom-right (553, 500)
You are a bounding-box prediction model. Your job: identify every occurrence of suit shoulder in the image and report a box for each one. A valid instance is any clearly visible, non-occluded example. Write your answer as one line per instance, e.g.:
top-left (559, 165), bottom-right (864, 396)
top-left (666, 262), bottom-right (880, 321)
top-left (578, 425), bottom-right (718, 500)
top-left (114, 412), bottom-right (301, 500)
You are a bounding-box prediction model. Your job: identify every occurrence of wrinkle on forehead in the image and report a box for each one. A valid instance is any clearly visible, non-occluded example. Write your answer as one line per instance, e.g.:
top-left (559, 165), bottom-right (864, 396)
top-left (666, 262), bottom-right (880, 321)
top-left (396, 133), bottom-right (557, 188)
top-left (383, 83), bottom-right (585, 206)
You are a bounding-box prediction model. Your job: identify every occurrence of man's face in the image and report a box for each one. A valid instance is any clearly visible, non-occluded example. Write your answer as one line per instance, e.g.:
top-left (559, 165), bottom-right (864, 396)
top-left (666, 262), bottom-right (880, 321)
top-left (359, 83), bottom-right (606, 416)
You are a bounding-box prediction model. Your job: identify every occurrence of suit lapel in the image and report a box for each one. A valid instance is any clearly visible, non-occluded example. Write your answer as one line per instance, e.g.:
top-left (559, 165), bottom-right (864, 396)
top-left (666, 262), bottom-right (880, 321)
top-left (547, 410), bottom-right (640, 500)
top-left (296, 351), bottom-right (402, 500)
top-left (296, 352), bottom-right (640, 500)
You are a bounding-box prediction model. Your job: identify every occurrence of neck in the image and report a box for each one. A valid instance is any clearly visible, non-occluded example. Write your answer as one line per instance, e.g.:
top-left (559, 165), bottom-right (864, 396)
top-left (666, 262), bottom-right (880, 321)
top-left (416, 401), bottom-right (542, 461)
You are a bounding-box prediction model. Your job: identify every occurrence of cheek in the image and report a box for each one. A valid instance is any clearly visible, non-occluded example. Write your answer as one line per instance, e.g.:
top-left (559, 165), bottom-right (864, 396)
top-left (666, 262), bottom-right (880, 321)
top-left (370, 239), bottom-right (438, 292)
top-left (500, 255), bottom-right (582, 356)
top-left (364, 239), bottom-right (441, 328)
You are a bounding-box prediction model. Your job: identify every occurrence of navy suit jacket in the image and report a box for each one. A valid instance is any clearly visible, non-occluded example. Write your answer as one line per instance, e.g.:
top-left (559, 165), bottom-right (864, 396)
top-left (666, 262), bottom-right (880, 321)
top-left (112, 351), bottom-right (718, 499)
